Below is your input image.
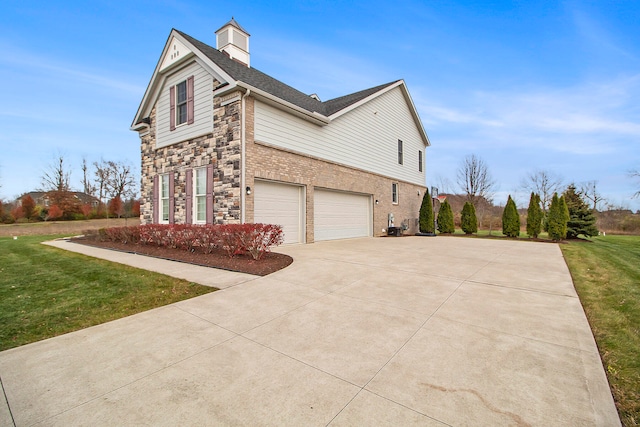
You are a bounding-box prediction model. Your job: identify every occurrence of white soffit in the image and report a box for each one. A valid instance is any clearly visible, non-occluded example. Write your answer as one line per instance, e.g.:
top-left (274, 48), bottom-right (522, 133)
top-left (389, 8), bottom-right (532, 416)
top-left (160, 37), bottom-right (194, 72)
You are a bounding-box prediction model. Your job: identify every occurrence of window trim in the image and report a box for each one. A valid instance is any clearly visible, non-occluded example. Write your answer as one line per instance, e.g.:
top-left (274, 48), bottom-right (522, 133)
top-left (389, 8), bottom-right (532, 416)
top-left (418, 150), bottom-right (423, 172)
top-left (175, 80), bottom-right (188, 127)
top-left (193, 167), bottom-right (208, 224)
top-left (392, 182), bottom-right (399, 204)
top-left (169, 76), bottom-right (194, 131)
top-left (159, 173), bottom-right (170, 223)
top-left (398, 140), bottom-right (403, 165)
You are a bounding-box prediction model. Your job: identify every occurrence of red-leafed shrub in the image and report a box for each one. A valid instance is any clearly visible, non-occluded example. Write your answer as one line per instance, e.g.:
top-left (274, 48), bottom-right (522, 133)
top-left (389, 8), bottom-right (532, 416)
top-left (81, 204), bottom-right (92, 218)
top-left (132, 200), bottom-right (141, 217)
top-left (108, 197), bottom-right (124, 218)
top-left (21, 195), bottom-right (37, 222)
top-left (90, 223), bottom-right (284, 260)
top-left (217, 224), bottom-right (245, 258)
top-left (47, 205), bottom-right (64, 220)
top-left (11, 206), bottom-right (24, 221)
top-left (236, 223), bottom-right (284, 260)
top-left (101, 226), bottom-right (140, 244)
top-left (198, 226), bottom-right (221, 254)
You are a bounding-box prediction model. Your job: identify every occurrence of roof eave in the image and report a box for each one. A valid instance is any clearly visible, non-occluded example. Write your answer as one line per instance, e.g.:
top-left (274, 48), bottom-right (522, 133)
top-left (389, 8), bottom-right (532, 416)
top-left (216, 81), bottom-right (330, 126)
top-left (131, 29), bottom-right (237, 131)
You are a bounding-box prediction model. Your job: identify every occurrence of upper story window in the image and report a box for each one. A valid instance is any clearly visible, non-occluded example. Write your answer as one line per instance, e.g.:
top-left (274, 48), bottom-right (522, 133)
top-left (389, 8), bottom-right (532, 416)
top-left (418, 150), bottom-right (423, 172)
top-left (176, 80), bottom-right (188, 126)
top-left (398, 140), bottom-right (403, 165)
top-left (169, 76), bottom-right (194, 131)
top-left (392, 183), bottom-right (399, 204)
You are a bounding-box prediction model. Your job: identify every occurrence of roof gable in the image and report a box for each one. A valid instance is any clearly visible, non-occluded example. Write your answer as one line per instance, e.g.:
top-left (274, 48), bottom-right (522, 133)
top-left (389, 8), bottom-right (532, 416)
top-left (132, 29), bottom-right (430, 146)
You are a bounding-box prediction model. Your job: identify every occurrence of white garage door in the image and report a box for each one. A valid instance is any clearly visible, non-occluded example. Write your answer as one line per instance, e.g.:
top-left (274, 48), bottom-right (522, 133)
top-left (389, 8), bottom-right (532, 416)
top-left (314, 189), bottom-right (372, 241)
top-left (254, 180), bottom-right (304, 244)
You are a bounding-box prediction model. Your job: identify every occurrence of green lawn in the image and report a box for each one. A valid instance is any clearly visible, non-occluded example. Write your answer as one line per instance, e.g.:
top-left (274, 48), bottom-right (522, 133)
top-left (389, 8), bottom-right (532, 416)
top-left (561, 235), bottom-right (640, 426)
top-left (0, 235), bottom-right (216, 351)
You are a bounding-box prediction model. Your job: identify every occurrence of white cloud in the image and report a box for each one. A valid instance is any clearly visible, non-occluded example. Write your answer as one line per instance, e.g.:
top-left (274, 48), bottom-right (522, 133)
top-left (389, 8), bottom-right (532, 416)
top-left (0, 43), bottom-right (144, 95)
top-left (414, 73), bottom-right (640, 155)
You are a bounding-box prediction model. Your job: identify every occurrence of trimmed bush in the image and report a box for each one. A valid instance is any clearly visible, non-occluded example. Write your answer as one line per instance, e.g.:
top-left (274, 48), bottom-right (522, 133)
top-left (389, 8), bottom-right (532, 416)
top-left (419, 188), bottom-right (435, 233)
top-left (502, 195), bottom-right (520, 237)
top-left (547, 193), bottom-right (568, 241)
top-left (461, 202), bottom-right (478, 234)
top-left (437, 200), bottom-right (455, 234)
top-left (526, 192), bottom-right (543, 238)
top-left (90, 223), bottom-right (284, 260)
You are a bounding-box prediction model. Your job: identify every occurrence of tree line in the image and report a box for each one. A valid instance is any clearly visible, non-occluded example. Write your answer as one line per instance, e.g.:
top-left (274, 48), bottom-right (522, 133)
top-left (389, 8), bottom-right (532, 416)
top-left (422, 154), bottom-right (639, 237)
top-left (0, 155), bottom-right (138, 223)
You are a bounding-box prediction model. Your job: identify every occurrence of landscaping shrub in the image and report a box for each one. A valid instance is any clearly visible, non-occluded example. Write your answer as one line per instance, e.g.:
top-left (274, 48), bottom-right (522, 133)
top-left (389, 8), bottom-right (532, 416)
top-left (47, 205), bottom-right (64, 220)
top-left (419, 188), bottom-right (435, 233)
top-left (526, 192), bottom-right (543, 238)
top-left (91, 224), bottom-right (284, 260)
top-left (235, 224), bottom-right (284, 260)
top-left (547, 193), bottom-right (568, 241)
top-left (437, 200), bottom-right (455, 233)
top-left (461, 202), bottom-right (478, 234)
top-left (563, 184), bottom-right (598, 238)
top-left (502, 195), bottom-right (520, 237)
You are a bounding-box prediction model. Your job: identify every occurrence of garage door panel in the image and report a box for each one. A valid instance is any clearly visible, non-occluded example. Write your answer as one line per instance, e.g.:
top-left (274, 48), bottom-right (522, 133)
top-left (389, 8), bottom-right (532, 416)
top-left (314, 190), bottom-right (371, 241)
top-left (254, 181), bottom-right (303, 244)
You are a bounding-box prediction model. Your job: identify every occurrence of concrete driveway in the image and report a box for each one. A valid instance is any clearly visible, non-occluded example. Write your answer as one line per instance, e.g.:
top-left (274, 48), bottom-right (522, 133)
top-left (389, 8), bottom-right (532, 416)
top-left (0, 237), bottom-right (619, 426)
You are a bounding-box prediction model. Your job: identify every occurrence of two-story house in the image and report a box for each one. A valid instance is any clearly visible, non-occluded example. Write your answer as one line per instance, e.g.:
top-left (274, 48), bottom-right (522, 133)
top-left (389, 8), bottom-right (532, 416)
top-left (132, 18), bottom-right (430, 243)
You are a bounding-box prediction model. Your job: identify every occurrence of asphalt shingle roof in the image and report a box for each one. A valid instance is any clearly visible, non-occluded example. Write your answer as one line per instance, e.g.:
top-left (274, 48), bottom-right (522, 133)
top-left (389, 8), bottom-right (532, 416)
top-left (175, 29), bottom-right (398, 117)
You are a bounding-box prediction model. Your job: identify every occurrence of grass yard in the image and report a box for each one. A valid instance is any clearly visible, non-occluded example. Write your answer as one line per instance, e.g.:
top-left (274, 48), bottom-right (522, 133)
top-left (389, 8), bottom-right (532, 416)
top-left (0, 235), bottom-right (216, 352)
top-left (561, 235), bottom-right (640, 426)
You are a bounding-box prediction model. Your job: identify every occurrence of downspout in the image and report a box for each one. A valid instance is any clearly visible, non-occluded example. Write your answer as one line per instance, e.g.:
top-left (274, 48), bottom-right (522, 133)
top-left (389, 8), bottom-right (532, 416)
top-left (241, 89), bottom-right (251, 223)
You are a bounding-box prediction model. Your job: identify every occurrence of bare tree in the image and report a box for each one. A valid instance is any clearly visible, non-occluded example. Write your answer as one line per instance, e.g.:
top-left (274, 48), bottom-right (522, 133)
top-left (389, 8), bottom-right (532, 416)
top-left (94, 159), bottom-right (136, 202)
top-left (105, 160), bottom-right (136, 199)
top-left (93, 159), bottom-right (110, 205)
top-left (40, 154), bottom-right (71, 192)
top-left (580, 180), bottom-right (606, 211)
top-left (81, 157), bottom-right (96, 196)
top-left (519, 169), bottom-right (563, 212)
top-left (456, 154), bottom-right (496, 205)
top-left (434, 174), bottom-right (455, 195)
top-left (631, 169), bottom-right (640, 199)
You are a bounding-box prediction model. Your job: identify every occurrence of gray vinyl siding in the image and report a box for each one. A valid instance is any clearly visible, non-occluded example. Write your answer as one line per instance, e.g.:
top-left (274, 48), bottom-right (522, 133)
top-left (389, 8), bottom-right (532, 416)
top-left (156, 61), bottom-right (213, 149)
top-left (254, 87), bottom-right (426, 186)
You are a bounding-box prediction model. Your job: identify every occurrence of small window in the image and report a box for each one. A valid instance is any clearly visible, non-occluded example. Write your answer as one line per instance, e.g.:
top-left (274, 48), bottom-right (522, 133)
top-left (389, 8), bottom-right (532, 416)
top-left (194, 167), bottom-right (207, 223)
top-left (418, 150), bottom-right (423, 172)
top-left (398, 140), bottom-right (403, 165)
top-left (176, 80), bottom-right (188, 126)
top-left (160, 174), bottom-right (170, 223)
top-left (392, 183), bottom-right (399, 204)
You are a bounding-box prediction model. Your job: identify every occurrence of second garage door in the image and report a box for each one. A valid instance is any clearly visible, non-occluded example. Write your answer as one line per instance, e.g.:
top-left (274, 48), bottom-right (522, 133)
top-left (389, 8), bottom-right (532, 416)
top-left (254, 180), bottom-right (304, 244)
top-left (314, 189), bottom-right (372, 241)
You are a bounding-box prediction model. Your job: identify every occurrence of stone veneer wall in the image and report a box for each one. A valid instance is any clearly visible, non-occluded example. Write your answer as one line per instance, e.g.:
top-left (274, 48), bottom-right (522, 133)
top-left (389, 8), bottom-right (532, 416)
top-left (243, 97), bottom-right (426, 242)
top-left (139, 89), bottom-right (243, 225)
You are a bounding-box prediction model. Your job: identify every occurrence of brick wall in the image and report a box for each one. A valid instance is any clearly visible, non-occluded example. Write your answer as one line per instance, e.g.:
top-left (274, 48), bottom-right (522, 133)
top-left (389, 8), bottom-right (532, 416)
top-left (138, 87), bottom-right (242, 225)
top-left (243, 97), bottom-right (426, 242)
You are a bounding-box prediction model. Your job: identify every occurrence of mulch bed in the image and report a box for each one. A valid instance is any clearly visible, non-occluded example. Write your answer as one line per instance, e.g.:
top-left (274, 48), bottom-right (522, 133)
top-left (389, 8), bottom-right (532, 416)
top-left (71, 237), bottom-right (293, 276)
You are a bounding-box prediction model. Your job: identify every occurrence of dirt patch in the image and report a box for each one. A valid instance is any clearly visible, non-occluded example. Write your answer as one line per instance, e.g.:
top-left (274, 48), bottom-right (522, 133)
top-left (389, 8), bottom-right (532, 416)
top-left (73, 237), bottom-right (293, 276)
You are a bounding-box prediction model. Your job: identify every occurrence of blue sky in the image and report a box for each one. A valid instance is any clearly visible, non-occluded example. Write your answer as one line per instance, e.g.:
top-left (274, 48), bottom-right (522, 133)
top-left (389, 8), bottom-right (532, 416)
top-left (1, 0), bottom-right (639, 211)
